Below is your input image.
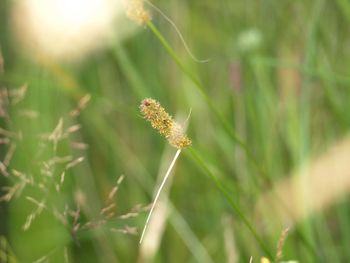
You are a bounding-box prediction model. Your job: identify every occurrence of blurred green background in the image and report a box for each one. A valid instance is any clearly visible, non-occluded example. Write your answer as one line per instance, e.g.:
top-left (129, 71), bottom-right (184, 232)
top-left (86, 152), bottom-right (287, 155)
top-left (1, 0), bottom-right (350, 262)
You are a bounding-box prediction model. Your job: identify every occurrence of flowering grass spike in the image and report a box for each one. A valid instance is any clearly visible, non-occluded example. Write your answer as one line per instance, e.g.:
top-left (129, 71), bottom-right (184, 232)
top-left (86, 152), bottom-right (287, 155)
top-left (140, 98), bottom-right (191, 149)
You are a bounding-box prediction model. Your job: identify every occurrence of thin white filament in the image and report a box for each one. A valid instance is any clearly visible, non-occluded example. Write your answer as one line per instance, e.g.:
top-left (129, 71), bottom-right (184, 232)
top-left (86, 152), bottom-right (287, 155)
top-left (145, 0), bottom-right (210, 63)
top-left (139, 149), bottom-right (182, 244)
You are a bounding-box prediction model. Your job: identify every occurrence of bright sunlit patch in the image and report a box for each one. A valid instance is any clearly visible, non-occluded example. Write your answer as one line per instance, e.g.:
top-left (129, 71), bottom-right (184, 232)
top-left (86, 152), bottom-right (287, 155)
top-left (12, 0), bottom-right (122, 60)
top-left (256, 137), bottom-right (350, 229)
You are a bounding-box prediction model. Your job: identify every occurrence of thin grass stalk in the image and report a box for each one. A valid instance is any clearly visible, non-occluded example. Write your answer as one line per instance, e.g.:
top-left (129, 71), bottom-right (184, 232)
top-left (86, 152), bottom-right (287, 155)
top-left (139, 149), bottom-right (182, 244)
top-left (146, 22), bottom-right (255, 159)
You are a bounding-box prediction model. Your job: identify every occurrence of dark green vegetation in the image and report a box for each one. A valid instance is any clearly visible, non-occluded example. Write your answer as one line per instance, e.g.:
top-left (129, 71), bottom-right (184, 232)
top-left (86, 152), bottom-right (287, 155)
top-left (1, 0), bottom-right (350, 262)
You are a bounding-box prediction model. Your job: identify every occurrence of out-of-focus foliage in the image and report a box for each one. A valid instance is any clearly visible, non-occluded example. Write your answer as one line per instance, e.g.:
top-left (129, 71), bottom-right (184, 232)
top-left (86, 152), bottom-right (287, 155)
top-left (1, 0), bottom-right (350, 262)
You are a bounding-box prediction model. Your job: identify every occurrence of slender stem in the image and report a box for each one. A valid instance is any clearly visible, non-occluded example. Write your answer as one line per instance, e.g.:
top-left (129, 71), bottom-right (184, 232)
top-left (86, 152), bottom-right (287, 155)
top-left (187, 148), bottom-right (274, 258)
top-left (139, 149), bottom-right (182, 244)
top-left (146, 22), bottom-right (242, 146)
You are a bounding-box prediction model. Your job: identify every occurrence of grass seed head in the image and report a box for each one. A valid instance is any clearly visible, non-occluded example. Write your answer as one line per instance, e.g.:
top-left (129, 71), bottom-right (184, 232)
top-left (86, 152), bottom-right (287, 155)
top-left (125, 0), bottom-right (151, 25)
top-left (140, 98), bottom-right (191, 149)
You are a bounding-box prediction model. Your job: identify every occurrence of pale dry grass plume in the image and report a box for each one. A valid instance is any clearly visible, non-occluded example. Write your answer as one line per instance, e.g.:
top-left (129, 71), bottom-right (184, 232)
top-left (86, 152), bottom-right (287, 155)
top-left (256, 137), bottom-right (350, 227)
